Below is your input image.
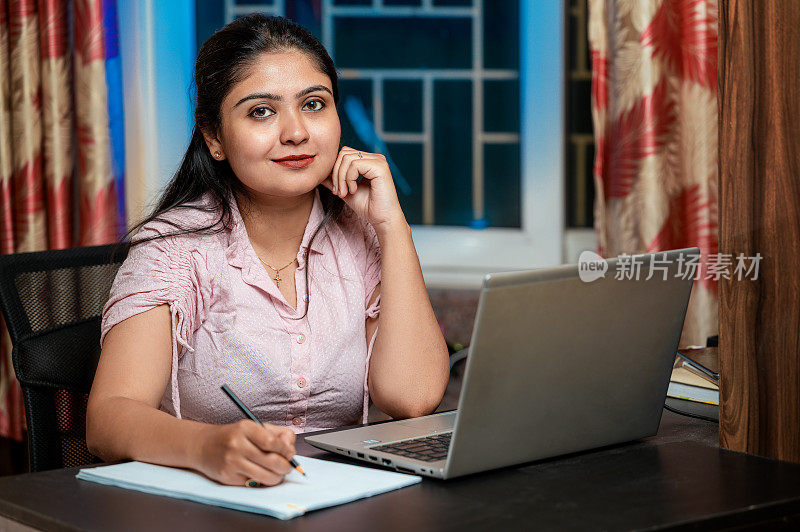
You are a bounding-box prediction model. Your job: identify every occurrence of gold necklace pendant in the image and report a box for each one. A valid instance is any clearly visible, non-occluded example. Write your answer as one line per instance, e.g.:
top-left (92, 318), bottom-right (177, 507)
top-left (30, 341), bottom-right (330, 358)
top-left (258, 255), bottom-right (296, 288)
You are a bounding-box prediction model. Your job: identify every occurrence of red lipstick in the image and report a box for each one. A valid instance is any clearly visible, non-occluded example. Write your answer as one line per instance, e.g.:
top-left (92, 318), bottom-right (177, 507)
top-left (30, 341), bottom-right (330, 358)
top-left (273, 154), bottom-right (315, 169)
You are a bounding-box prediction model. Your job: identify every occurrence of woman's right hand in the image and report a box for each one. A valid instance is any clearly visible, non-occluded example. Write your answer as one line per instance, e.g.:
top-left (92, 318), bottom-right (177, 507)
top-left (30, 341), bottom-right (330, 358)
top-left (195, 420), bottom-right (297, 486)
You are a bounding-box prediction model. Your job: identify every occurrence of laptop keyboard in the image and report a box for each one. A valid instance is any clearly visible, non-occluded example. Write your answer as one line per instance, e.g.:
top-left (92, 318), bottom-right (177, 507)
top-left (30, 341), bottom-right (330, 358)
top-left (371, 432), bottom-right (452, 462)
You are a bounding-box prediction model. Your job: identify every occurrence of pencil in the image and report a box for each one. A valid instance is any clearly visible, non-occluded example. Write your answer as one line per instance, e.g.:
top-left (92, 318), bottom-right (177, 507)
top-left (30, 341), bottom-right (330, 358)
top-left (221, 384), bottom-right (307, 477)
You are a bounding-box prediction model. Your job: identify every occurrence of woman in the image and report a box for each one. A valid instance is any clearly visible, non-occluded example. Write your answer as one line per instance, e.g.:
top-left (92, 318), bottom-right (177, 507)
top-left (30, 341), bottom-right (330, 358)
top-left (86, 14), bottom-right (450, 487)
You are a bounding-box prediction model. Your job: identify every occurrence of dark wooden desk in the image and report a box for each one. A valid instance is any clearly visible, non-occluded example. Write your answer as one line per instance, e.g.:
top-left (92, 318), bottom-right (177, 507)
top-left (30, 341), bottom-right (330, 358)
top-left (0, 411), bottom-right (799, 531)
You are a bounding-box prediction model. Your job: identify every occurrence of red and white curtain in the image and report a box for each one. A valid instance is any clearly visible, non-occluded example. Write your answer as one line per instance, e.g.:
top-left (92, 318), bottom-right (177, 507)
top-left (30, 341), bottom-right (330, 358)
top-left (589, 0), bottom-right (718, 347)
top-left (0, 0), bottom-right (124, 443)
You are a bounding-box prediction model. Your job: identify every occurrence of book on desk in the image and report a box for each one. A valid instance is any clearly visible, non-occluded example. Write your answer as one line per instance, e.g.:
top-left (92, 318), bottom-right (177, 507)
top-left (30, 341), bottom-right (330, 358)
top-left (667, 348), bottom-right (718, 421)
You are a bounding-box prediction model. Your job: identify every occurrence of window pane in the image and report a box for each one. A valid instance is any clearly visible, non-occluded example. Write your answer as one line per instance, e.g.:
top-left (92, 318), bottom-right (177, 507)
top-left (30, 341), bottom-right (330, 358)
top-left (484, 80), bottom-right (519, 133)
top-left (339, 79), bottom-right (373, 118)
top-left (568, 79), bottom-right (592, 135)
top-left (484, 143), bottom-right (521, 228)
top-left (565, 139), bottom-right (595, 228)
top-left (334, 17), bottom-right (472, 69)
top-left (434, 0), bottom-right (472, 6)
top-left (384, 80), bottom-right (423, 133)
top-left (387, 142), bottom-right (424, 225)
top-left (565, 0), bottom-right (595, 228)
top-left (483, 0), bottom-right (518, 69)
top-left (434, 80), bottom-right (472, 226)
top-left (338, 79), bottom-right (373, 149)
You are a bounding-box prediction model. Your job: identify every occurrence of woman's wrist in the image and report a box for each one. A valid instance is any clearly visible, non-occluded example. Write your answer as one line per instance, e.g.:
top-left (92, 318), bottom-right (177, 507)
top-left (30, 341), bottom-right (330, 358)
top-left (184, 421), bottom-right (215, 471)
top-left (125, 412), bottom-right (213, 472)
top-left (373, 214), bottom-right (410, 241)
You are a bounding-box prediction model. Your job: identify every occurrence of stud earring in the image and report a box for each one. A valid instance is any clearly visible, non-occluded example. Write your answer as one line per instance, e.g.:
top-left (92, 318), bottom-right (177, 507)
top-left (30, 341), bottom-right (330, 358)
top-left (214, 151), bottom-right (222, 159)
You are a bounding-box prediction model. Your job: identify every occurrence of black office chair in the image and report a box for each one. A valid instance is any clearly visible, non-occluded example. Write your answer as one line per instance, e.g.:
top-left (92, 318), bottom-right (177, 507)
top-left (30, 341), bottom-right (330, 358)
top-left (0, 244), bottom-right (129, 472)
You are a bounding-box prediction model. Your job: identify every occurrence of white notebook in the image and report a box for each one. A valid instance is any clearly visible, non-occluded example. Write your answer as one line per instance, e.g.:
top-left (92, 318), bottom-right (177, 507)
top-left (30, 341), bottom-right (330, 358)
top-left (76, 456), bottom-right (421, 520)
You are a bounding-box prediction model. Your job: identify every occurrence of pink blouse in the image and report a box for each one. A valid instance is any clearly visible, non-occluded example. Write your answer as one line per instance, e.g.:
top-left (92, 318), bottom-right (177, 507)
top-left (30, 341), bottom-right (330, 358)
top-left (100, 189), bottom-right (382, 433)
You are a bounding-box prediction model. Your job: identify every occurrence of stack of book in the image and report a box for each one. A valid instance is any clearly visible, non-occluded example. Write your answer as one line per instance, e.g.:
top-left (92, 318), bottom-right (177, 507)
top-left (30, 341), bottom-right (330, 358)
top-left (667, 348), bottom-right (718, 421)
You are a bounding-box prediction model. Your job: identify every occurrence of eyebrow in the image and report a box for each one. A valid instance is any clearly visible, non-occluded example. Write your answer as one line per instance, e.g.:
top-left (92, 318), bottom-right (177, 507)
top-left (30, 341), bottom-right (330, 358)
top-left (232, 85), bottom-right (333, 109)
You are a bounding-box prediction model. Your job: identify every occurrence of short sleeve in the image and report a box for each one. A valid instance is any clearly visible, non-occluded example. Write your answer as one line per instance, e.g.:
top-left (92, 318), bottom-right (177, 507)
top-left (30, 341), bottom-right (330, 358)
top-left (362, 220), bottom-right (382, 320)
top-left (100, 222), bottom-right (206, 419)
top-left (334, 212), bottom-right (384, 422)
top-left (360, 221), bottom-right (382, 421)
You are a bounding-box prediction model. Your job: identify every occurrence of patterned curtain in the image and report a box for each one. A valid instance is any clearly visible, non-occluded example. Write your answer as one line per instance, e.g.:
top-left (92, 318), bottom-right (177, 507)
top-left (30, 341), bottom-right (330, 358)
top-left (0, 0), bottom-right (124, 442)
top-left (589, 0), bottom-right (718, 347)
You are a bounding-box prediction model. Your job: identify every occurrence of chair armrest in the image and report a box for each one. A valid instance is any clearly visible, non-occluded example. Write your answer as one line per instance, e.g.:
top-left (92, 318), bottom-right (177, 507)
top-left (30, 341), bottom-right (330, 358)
top-left (449, 347), bottom-right (469, 369)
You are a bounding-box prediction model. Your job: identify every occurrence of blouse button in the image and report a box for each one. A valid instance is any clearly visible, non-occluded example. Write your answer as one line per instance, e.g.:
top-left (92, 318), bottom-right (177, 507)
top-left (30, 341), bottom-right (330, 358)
top-left (292, 416), bottom-right (303, 426)
top-left (297, 378), bottom-right (307, 389)
top-left (297, 334), bottom-right (306, 344)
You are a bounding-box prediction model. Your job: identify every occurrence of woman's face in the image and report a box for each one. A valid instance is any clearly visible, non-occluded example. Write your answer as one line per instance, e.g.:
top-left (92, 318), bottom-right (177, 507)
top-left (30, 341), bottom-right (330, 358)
top-left (205, 50), bottom-right (341, 199)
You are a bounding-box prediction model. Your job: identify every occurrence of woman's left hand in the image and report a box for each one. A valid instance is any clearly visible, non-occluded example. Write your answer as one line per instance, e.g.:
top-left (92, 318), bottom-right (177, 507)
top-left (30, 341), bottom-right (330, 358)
top-left (322, 146), bottom-right (406, 230)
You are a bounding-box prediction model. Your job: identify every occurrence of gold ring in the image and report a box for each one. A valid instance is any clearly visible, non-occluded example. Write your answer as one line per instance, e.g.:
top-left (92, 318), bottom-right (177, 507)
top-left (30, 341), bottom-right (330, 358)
top-left (357, 152), bottom-right (363, 158)
top-left (245, 478), bottom-right (261, 488)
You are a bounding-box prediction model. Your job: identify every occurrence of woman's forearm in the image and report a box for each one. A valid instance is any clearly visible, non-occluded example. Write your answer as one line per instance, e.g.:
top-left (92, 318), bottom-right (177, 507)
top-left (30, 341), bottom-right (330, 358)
top-left (87, 394), bottom-right (298, 487)
top-left (86, 396), bottom-right (208, 467)
top-left (368, 218), bottom-right (450, 418)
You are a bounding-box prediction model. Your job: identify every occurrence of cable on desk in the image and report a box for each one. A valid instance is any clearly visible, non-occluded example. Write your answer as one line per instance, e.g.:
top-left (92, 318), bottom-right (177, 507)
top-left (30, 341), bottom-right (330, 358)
top-left (663, 403), bottom-right (718, 423)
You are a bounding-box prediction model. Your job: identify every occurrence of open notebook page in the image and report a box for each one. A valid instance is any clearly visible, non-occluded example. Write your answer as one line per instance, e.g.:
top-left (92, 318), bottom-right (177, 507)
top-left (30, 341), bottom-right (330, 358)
top-left (77, 455), bottom-right (421, 520)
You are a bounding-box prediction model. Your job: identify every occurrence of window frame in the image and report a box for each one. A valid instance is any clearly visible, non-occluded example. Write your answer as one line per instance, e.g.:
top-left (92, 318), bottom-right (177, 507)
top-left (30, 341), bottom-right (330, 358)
top-left (132, 0), bottom-right (565, 288)
top-left (410, 0), bottom-right (565, 288)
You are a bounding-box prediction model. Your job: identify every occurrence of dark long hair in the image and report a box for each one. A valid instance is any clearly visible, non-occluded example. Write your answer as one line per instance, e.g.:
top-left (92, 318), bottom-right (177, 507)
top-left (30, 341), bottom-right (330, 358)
top-left (119, 14), bottom-right (346, 320)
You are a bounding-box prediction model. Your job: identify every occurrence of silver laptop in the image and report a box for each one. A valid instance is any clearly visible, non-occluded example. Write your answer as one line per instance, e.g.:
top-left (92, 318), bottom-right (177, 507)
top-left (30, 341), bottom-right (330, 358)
top-left (306, 248), bottom-right (698, 479)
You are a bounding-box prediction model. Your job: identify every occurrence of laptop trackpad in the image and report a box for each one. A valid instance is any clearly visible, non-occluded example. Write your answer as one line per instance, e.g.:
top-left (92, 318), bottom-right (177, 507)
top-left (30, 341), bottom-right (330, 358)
top-left (357, 412), bottom-right (456, 444)
top-left (394, 411), bottom-right (455, 432)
